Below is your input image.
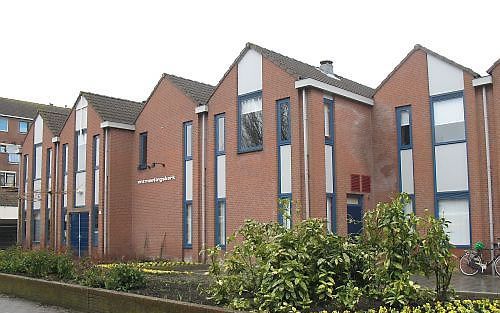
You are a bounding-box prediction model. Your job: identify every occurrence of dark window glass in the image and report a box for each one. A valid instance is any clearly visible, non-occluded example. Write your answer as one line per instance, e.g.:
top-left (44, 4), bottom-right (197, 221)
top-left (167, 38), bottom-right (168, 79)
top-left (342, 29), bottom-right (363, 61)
top-left (401, 125), bottom-right (410, 146)
top-left (239, 93), bottom-right (263, 151)
top-left (139, 132), bottom-right (147, 169)
top-left (280, 101), bottom-right (290, 142)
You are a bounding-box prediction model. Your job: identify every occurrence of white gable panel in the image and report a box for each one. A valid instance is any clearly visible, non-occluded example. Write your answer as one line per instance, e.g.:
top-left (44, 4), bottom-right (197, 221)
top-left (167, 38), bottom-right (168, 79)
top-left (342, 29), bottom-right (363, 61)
top-left (238, 49), bottom-right (262, 95)
top-left (33, 115), bottom-right (43, 144)
top-left (427, 54), bottom-right (464, 96)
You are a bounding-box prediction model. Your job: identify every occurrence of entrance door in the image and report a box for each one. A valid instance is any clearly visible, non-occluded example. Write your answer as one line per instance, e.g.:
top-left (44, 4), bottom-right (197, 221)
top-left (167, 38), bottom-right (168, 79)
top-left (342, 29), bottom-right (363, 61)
top-left (347, 195), bottom-right (363, 235)
top-left (70, 212), bottom-right (89, 257)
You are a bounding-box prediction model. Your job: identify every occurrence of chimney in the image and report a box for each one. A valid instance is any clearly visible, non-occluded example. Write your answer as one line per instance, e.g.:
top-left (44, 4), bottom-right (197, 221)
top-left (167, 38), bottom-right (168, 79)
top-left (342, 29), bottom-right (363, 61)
top-left (320, 60), bottom-right (334, 75)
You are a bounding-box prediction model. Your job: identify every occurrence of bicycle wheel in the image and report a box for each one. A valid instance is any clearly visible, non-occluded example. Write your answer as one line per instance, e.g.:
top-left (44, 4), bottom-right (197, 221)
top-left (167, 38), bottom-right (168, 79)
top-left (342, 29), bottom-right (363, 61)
top-left (459, 253), bottom-right (480, 276)
top-left (494, 257), bottom-right (500, 277)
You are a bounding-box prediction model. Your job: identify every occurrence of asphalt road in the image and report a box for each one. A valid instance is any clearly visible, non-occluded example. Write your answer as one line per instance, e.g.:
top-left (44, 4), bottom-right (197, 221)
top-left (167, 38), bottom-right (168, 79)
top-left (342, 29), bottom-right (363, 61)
top-left (0, 294), bottom-right (80, 313)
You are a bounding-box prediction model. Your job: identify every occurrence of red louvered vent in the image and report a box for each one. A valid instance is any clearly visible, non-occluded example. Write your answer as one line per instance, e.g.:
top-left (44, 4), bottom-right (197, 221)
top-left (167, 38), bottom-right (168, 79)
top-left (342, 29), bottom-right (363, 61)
top-left (361, 175), bottom-right (371, 193)
top-left (350, 174), bottom-right (361, 192)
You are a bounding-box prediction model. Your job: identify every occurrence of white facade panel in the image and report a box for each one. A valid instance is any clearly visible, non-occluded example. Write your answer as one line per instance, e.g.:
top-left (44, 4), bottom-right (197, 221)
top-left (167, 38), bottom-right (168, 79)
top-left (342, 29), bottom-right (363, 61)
top-left (185, 160), bottom-right (193, 201)
top-left (280, 145), bottom-right (292, 194)
top-left (427, 54), bottom-right (464, 96)
top-left (75, 172), bottom-right (86, 206)
top-left (435, 142), bottom-right (469, 192)
top-left (0, 206), bottom-right (18, 220)
top-left (33, 179), bottom-right (41, 210)
top-left (33, 115), bottom-right (43, 144)
top-left (325, 145), bottom-right (334, 193)
top-left (438, 198), bottom-right (470, 246)
top-left (217, 155), bottom-right (226, 199)
top-left (400, 149), bottom-right (414, 194)
top-left (433, 97), bottom-right (464, 125)
top-left (237, 49), bottom-right (262, 95)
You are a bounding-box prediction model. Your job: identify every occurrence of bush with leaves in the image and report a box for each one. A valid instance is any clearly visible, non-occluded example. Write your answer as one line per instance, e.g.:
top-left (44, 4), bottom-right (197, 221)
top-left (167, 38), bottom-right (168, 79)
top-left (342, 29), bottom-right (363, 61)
top-left (207, 218), bottom-right (370, 312)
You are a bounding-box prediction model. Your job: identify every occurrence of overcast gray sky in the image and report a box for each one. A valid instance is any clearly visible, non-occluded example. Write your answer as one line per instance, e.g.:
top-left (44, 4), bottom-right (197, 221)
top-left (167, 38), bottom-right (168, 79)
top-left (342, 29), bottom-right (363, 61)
top-left (0, 0), bottom-right (498, 107)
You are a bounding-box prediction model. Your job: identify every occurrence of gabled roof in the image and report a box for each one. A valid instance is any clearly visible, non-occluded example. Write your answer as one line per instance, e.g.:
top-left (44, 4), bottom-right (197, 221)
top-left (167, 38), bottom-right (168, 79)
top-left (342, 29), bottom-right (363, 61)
top-left (487, 58), bottom-right (500, 74)
top-left (248, 43), bottom-right (375, 98)
top-left (0, 97), bottom-right (56, 120)
top-left (207, 43), bottom-right (375, 104)
top-left (38, 106), bottom-right (71, 136)
top-left (163, 73), bottom-right (215, 105)
top-left (375, 44), bottom-right (480, 95)
top-left (80, 92), bottom-right (144, 125)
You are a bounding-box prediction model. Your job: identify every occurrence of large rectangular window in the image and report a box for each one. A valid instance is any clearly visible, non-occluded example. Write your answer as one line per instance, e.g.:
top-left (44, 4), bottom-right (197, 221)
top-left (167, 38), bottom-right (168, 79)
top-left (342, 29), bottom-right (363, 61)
top-left (431, 91), bottom-right (470, 247)
top-left (277, 99), bottom-right (292, 228)
top-left (238, 91), bottom-right (263, 152)
top-left (396, 106), bottom-right (415, 214)
top-left (215, 114), bottom-right (226, 247)
top-left (138, 132), bottom-right (148, 170)
top-left (183, 122), bottom-right (193, 248)
top-left (433, 96), bottom-right (465, 144)
top-left (92, 135), bottom-right (99, 247)
top-left (61, 144), bottom-right (68, 245)
top-left (0, 118), bottom-right (8, 132)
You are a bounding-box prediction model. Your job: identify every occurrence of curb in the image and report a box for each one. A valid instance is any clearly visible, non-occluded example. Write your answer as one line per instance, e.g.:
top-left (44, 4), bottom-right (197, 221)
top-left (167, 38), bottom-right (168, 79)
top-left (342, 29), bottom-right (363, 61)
top-left (0, 273), bottom-right (235, 313)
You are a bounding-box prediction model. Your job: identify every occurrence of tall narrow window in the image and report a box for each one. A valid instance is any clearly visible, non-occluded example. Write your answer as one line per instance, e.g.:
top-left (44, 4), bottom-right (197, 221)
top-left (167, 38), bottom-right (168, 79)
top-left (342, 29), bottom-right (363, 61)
top-left (215, 114), bottom-right (226, 246)
top-left (324, 97), bottom-right (335, 232)
top-left (396, 106), bottom-right (415, 214)
top-left (431, 91), bottom-right (470, 247)
top-left (22, 155), bottom-right (28, 242)
top-left (46, 148), bottom-right (52, 245)
top-left (32, 144), bottom-right (42, 243)
top-left (92, 135), bottom-right (100, 247)
top-left (138, 132), bottom-right (148, 170)
top-left (74, 130), bottom-right (87, 207)
top-left (183, 122), bottom-right (193, 248)
top-left (61, 144), bottom-right (68, 245)
top-left (238, 91), bottom-right (263, 152)
top-left (277, 99), bottom-right (292, 228)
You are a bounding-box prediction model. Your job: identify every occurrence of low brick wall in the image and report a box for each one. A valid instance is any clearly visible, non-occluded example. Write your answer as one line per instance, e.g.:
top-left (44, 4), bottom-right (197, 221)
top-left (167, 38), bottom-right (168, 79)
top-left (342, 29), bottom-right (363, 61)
top-left (0, 273), bottom-right (235, 313)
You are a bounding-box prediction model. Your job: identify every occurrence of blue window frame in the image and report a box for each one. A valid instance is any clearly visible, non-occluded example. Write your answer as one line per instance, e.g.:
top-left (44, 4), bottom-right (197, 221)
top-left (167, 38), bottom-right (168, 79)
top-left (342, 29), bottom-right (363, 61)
top-left (183, 122), bottom-right (193, 248)
top-left (19, 121), bottom-right (28, 134)
top-left (46, 148), bottom-right (52, 245)
top-left (430, 91), bottom-right (471, 248)
top-left (238, 90), bottom-right (263, 153)
top-left (0, 117), bottom-right (7, 132)
top-left (61, 144), bottom-right (68, 245)
top-left (74, 130), bottom-right (87, 208)
top-left (92, 135), bottom-right (99, 247)
top-left (277, 98), bottom-right (292, 228)
top-left (22, 154), bottom-right (28, 242)
top-left (138, 132), bottom-right (148, 170)
top-left (324, 97), bottom-right (336, 233)
top-left (396, 106), bottom-right (415, 213)
top-left (215, 114), bottom-right (226, 247)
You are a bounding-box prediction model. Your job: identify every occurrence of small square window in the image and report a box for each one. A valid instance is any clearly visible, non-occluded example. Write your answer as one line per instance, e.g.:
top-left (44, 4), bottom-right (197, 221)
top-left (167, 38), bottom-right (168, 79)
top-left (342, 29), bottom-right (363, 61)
top-left (8, 153), bottom-right (20, 164)
top-left (0, 145), bottom-right (6, 153)
top-left (0, 118), bottom-right (8, 132)
top-left (19, 121), bottom-right (28, 133)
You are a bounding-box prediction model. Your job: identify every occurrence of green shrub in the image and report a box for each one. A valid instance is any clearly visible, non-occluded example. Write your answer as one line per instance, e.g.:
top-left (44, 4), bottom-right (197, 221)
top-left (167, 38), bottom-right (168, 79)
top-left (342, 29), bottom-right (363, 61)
top-left (80, 265), bottom-right (106, 288)
top-left (208, 194), bottom-right (456, 312)
top-left (103, 264), bottom-right (146, 291)
top-left (0, 247), bottom-right (74, 279)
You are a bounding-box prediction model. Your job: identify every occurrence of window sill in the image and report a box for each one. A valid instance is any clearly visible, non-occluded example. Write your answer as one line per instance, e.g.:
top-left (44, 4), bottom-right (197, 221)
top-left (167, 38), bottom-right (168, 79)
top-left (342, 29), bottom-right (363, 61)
top-left (238, 146), bottom-right (263, 154)
top-left (183, 244), bottom-right (193, 249)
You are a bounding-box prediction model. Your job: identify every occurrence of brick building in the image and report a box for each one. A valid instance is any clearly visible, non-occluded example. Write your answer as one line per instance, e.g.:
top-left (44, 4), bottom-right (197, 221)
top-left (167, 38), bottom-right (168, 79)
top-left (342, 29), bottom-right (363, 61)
top-left (18, 43), bottom-right (500, 261)
top-left (0, 97), bottom-right (67, 248)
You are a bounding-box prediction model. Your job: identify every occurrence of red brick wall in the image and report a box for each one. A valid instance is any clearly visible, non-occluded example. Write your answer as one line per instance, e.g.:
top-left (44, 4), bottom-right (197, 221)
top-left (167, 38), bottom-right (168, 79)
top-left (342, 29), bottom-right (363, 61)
top-left (130, 77), bottom-right (199, 261)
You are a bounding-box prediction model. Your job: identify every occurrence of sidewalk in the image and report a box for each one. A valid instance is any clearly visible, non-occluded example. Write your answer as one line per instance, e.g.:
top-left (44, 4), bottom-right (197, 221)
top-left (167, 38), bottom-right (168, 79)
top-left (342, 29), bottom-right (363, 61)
top-left (414, 273), bottom-right (500, 297)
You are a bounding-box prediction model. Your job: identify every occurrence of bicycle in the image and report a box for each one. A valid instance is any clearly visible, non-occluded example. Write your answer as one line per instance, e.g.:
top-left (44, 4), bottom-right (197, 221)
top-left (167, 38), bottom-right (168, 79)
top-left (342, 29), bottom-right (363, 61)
top-left (459, 239), bottom-right (500, 276)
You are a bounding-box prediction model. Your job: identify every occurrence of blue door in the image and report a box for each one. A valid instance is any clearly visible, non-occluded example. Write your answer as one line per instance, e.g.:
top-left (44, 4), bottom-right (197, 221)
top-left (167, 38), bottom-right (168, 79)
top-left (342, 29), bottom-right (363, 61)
top-left (70, 212), bottom-right (89, 257)
top-left (347, 196), bottom-right (363, 235)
